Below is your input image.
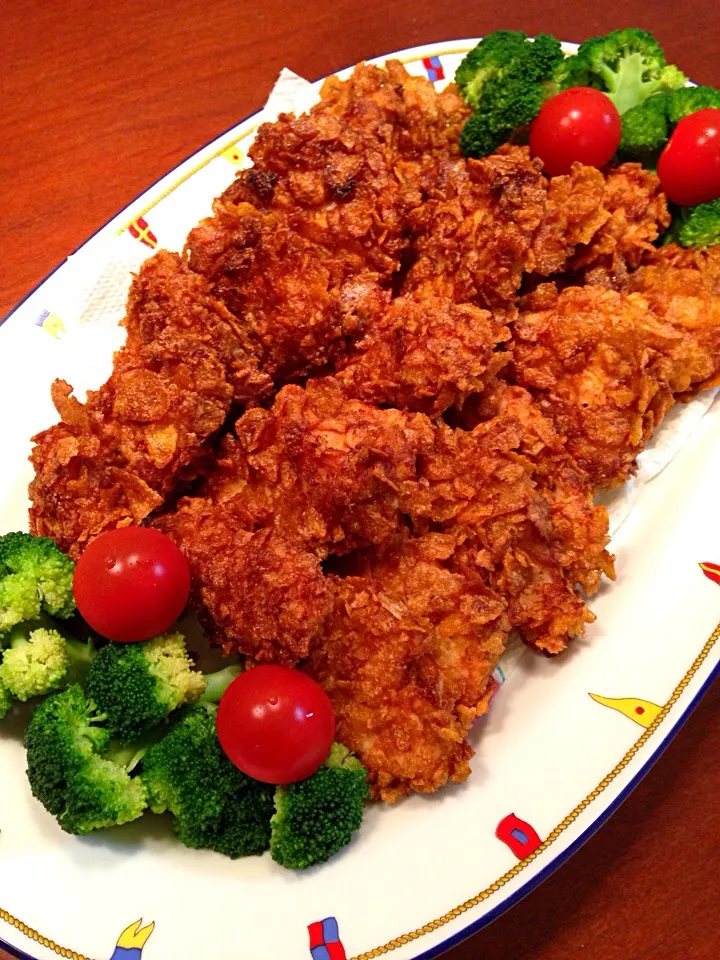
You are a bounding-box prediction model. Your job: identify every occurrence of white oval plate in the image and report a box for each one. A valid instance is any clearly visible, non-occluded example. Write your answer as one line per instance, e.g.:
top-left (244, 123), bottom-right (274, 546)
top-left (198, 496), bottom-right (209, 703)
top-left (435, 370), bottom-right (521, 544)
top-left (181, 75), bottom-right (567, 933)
top-left (1, 39), bottom-right (719, 960)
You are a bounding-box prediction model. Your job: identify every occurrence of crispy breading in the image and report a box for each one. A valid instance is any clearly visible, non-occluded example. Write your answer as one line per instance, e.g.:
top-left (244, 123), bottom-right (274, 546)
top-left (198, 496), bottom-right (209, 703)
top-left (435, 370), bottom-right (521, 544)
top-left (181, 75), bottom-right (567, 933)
top-left (156, 497), bottom-right (331, 666)
top-left (572, 163), bottom-right (671, 280)
top-left (219, 110), bottom-right (420, 276)
top-left (28, 251), bottom-right (269, 557)
top-left (155, 379), bottom-right (434, 663)
top-left (185, 202), bottom-right (390, 382)
top-left (335, 295), bottom-right (511, 416)
top-left (400, 382), bottom-right (613, 653)
top-left (511, 281), bottom-right (716, 489)
top-left (623, 245), bottom-right (720, 392)
top-left (403, 146), bottom-right (548, 307)
top-left (315, 60), bottom-right (470, 164)
top-left (304, 534), bottom-right (508, 801)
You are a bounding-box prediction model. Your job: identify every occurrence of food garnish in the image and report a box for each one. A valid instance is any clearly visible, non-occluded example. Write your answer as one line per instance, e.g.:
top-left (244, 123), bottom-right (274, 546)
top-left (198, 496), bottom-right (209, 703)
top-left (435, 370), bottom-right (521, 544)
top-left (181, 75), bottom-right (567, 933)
top-left (529, 86), bottom-right (621, 175)
top-left (216, 664), bottom-right (336, 784)
top-left (85, 631), bottom-right (240, 743)
top-left (73, 527), bottom-right (191, 642)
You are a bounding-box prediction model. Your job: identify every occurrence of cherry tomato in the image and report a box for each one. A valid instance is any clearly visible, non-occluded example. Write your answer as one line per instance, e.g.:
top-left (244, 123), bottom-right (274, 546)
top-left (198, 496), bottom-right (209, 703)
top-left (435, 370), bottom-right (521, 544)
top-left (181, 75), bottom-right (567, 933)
top-left (529, 87), bottom-right (621, 177)
top-left (657, 108), bottom-right (720, 206)
top-left (217, 665), bottom-right (335, 784)
top-left (73, 527), bottom-right (191, 642)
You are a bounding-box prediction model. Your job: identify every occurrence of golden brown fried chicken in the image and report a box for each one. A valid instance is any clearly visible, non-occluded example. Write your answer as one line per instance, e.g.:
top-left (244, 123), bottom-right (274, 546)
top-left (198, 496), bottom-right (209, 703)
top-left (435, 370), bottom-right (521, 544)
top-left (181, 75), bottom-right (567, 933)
top-left (29, 252), bottom-right (269, 557)
top-left (219, 109), bottom-right (420, 276)
top-left (155, 497), bottom-right (331, 666)
top-left (304, 533), bottom-right (508, 801)
top-left (572, 163), bottom-right (671, 281)
top-left (403, 146), bottom-right (548, 308)
top-left (335, 295), bottom-right (511, 416)
top-left (156, 379), bottom-right (434, 663)
top-left (623, 245), bottom-right (720, 393)
top-left (526, 164), bottom-right (609, 277)
top-left (206, 378), bottom-right (434, 553)
top-left (315, 60), bottom-right (470, 166)
top-left (400, 382), bottom-right (613, 653)
top-left (511, 282), bottom-right (717, 489)
top-left (185, 202), bottom-right (389, 382)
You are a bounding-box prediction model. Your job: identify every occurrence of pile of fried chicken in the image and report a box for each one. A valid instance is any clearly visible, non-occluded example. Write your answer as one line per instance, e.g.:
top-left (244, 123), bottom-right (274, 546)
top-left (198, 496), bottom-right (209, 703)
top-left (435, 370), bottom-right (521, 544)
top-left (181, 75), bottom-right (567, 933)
top-left (29, 62), bottom-right (720, 801)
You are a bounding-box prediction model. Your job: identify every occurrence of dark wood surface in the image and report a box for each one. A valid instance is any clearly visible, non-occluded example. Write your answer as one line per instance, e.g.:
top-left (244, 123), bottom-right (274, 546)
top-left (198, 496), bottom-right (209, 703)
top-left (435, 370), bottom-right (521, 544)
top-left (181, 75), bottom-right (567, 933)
top-left (2, 2), bottom-right (719, 959)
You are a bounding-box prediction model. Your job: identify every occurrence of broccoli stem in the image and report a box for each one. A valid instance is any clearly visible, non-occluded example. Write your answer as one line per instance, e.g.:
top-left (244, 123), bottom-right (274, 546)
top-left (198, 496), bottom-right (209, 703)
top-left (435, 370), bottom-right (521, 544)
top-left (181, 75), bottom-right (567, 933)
top-left (200, 665), bottom-right (243, 704)
top-left (106, 729), bottom-right (165, 773)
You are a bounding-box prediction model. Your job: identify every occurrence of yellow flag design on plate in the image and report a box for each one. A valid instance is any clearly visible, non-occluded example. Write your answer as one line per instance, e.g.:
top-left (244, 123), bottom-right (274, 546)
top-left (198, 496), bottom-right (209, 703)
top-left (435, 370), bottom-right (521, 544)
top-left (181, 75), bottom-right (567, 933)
top-left (589, 693), bottom-right (662, 728)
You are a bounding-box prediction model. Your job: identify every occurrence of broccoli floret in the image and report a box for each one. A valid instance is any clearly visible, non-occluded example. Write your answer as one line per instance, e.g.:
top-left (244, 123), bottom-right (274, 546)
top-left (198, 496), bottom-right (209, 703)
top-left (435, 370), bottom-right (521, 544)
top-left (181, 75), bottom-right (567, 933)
top-left (85, 632), bottom-right (240, 743)
top-left (141, 705), bottom-right (274, 857)
top-left (459, 33), bottom-right (566, 158)
top-left (666, 199), bottom-right (720, 247)
top-left (25, 685), bottom-right (147, 835)
top-left (455, 31), bottom-right (531, 110)
top-left (0, 532), bottom-right (75, 634)
top-left (0, 676), bottom-right (12, 719)
top-left (559, 28), bottom-right (687, 115)
top-left (0, 616), bottom-right (94, 702)
top-left (270, 743), bottom-right (369, 870)
top-left (619, 93), bottom-right (670, 163)
top-left (667, 85), bottom-right (720, 124)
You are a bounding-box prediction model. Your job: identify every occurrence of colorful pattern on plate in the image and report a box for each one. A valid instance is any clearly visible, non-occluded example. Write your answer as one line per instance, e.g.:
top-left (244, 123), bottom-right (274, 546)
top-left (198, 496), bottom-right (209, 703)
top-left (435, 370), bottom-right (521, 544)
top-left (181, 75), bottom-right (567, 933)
top-left (109, 920), bottom-right (155, 960)
top-left (308, 917), bottom-right (346, 960)
top-left (700, 561), bottom-right (720, 585)
top-left (422, 55), bottom-right (444, 82)
top-left (34, 308), bottom-right (65, 339)
top-left (127, 216), bottom-right (158, 249)
top-left (495, 814), bottom-right (543, 859)
top-left (589, 693), bottom-right (663, 728)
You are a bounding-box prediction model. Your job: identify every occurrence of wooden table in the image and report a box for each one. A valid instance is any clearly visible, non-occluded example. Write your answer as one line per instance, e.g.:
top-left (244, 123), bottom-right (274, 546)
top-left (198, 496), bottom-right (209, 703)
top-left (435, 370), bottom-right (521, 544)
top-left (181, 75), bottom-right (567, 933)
top-left (2, 2), bottom-right (719, 958)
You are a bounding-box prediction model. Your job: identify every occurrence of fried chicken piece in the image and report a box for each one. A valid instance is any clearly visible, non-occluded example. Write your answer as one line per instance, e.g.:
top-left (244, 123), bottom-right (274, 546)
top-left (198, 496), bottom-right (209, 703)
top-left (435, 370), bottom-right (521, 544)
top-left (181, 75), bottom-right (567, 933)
top-left (156, 379), bottom-right (434, 663)
top-left (29, 252), bottom-right (269, 557)
top-left (155, 497), bottom-right (331, 666)
top-left (510, 283), bottom-right (714, 489)
top-left (572, 163), bottom-right (670, 281)
top-left (206, 378), bottom-right (434, 554)
top-left (304, 533), bottom-right (508, 801)
top-left (526, 163), bottom-right (610, 277)
top-left (400, 382), bottom-right (613, 652)
top-left (315, 60), bottom-right (470, 165)
top-left (623, 245), bottom-right (720, 392)
top-left (185, 201), bottom-right (390, 382)
top-left (220, 110), bottom-right (421, 277)
top-left (403, 146), bottom-right (548, 308)
top-left (335, 295), bottom-right (511, 416)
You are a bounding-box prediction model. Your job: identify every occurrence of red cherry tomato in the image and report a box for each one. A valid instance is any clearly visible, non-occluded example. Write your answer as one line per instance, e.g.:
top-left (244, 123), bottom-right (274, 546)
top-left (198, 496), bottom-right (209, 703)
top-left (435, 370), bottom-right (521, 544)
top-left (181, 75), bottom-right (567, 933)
top-left (73, 527), bottom-right (191, 642)
top-left (529, 87), bottom-right (622, 177)
top-left (217, 665), bottom-right (335, 784)
top-left (657, 108), bottom-right (720, 206)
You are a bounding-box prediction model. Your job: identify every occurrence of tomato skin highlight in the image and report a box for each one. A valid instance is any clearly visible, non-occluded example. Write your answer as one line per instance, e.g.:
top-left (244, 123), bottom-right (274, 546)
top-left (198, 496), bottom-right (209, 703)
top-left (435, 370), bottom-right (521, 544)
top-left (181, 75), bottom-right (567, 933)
top-left (217, 665), bottom-right (336, 784)
top-left (657, 108), bottom-right (720, 206)
top-left (73, 527), bottom-right (191, 642)
top-left (529, 87), bottom-right (622, 177)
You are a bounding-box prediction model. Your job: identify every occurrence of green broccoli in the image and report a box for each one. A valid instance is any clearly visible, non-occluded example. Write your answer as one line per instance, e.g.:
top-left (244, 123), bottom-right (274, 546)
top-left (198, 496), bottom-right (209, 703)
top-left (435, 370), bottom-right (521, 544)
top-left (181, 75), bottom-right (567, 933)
top-left (0, 532), bottom-right (75, 634)
top-left (459, 33), bottom-right (566, 157)
top-left (141, 704), bottom-right (274, 858)
top-left (85, 632), bottom-right (240, 743)
top-left (665, 199), bottom-right (720, 247)
top-left (667, 85), bottom-right (720, 125)
top-left (559, 28), bottom-right (687, 115)
top-left (270, 743), bottom-right (369, 869)
top-left (0, 675), bottom-right (12, 719)
top-left (25, 684), bottom-right (147, 835)
top-left (619, 93), bottom-right (670, 163)
top-left (0, 615), bottom-right (94, 702)
top-left (455, 30), bottom-right (531, 110)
